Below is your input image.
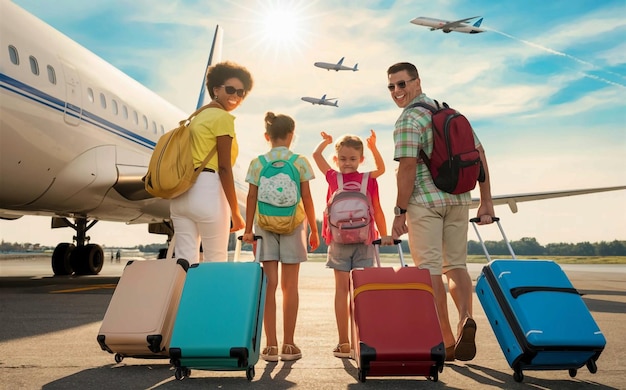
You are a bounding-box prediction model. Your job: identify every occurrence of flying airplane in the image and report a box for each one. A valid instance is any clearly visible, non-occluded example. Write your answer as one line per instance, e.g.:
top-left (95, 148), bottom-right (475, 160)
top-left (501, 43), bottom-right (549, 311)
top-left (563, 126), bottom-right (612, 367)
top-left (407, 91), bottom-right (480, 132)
top-left (313, 57), bottom-right (358, 72)
top-left (0, 1), bottom-right (249, 276)
top-left (0, 3), bottom-right (624, 277)
top-left (301, 94), bottom-right (339, 107)
top-left (410, 16), bottom-right (485, 34)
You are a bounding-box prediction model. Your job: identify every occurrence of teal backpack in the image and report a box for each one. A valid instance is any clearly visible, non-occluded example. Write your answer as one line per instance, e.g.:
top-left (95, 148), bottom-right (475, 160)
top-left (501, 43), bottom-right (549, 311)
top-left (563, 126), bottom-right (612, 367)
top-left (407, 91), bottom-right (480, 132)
top-left (256, 154), bottom-right (305, 234)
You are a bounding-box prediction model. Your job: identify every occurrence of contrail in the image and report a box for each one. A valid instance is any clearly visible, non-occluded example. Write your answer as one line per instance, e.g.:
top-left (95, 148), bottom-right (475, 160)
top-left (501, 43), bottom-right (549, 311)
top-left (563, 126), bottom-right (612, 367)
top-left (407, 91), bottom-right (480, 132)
top-left (488, 28), bottom-right (625, 88)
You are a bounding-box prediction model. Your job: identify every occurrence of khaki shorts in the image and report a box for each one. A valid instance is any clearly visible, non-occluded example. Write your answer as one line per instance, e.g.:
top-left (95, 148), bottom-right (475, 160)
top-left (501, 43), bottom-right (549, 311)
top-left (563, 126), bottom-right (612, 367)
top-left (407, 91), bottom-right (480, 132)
top-left (406, 204), bottom-right (469, 276)
top-left (254, 222), bottom-right (308, 264)
top-left (325, 243), bottom-right (374, 272)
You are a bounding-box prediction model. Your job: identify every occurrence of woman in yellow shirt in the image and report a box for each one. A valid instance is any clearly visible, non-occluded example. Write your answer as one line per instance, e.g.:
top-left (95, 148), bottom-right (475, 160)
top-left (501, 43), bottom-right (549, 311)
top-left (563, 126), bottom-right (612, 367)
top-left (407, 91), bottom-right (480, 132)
top-left (170, 61), bottom-right (253, 264)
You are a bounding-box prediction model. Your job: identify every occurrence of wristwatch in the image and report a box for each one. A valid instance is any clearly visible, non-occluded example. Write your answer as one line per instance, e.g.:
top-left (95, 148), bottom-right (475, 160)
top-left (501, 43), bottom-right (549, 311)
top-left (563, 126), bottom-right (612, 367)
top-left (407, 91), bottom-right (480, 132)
top-left (394, 206), bottom-right (407, 216)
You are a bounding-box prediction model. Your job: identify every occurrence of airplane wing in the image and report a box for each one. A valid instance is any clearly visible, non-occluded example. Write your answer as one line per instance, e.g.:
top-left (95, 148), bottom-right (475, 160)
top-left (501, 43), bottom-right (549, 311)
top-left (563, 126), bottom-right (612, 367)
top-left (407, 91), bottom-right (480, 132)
top-left (471, 186), bottom-right (626, 213)
top-left (435, 16), bottom-right (481, 30)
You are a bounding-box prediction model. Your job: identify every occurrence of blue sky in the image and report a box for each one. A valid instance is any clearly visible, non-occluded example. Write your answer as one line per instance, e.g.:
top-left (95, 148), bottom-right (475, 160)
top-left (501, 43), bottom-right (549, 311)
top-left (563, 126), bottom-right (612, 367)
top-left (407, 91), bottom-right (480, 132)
top-left (3, 0), bottom-right (626, 247)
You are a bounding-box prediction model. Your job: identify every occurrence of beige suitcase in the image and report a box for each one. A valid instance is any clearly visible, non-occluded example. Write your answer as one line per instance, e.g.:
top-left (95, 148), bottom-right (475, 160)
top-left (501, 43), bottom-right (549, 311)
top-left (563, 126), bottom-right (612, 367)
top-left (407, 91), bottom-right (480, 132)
top-left (97, 258), bottom-right (189, 363)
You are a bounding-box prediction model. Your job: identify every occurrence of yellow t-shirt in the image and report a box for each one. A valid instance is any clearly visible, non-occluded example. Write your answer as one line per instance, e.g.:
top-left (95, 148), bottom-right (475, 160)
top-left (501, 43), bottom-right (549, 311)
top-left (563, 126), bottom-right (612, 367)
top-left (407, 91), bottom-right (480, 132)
top-left (189, 107), bottom-right (238, 171)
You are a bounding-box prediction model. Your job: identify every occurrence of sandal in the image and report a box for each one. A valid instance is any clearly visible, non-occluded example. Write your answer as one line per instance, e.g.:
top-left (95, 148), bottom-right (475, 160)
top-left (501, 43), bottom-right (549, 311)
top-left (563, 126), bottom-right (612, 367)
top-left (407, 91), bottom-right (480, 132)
top-left (261, 345), bottom-right (279, 362)
top-left (333, 343), bottom-right (352, 358)
top-left (454, 317), bottom-right (477, 361)
top-left (280, 344), bottom-right (302, 361)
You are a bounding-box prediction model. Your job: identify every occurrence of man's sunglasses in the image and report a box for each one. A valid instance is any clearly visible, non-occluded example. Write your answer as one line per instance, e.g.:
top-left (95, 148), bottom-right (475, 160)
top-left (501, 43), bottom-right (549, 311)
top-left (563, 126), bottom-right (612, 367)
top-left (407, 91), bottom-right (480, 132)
top-left (221, 85), bottom-right (246, 97)
top-left (387, 78), bottom-right (416, 92)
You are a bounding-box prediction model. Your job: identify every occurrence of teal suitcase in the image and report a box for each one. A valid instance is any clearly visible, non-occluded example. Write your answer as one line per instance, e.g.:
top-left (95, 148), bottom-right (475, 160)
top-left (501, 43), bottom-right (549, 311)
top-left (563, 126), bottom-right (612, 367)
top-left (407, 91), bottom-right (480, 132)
top-left (169, 238), bottom-right (266, 381)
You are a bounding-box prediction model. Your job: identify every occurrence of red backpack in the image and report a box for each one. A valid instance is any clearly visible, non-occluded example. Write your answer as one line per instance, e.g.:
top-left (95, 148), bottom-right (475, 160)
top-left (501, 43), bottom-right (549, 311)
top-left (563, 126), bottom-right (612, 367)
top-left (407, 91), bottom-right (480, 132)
top-left (408, 100), bottom-right (485, 194)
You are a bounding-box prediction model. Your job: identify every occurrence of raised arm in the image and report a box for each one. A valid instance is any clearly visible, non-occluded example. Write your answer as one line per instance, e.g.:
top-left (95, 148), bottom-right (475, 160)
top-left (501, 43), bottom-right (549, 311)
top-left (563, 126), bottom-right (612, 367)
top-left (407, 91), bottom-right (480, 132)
top-left (312, 131), bottom-right (333, 175)
top-left (367, 129), bottom-right (386, 179)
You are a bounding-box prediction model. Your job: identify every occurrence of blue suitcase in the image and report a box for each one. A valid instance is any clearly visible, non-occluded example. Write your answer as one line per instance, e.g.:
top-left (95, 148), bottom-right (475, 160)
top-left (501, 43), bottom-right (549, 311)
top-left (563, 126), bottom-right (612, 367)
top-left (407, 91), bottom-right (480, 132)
top-left (169, 237), bottom-right (266, 381)
top-left (473, 218), bottom-right (605, 382)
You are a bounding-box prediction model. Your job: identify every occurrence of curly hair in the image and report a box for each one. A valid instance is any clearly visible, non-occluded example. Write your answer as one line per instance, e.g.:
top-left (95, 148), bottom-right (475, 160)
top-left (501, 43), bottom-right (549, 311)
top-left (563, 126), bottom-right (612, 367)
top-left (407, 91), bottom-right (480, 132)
top-left (206, 61), bottom-right (254, 99)
top-left (264, 112), bottom-right (295, 141)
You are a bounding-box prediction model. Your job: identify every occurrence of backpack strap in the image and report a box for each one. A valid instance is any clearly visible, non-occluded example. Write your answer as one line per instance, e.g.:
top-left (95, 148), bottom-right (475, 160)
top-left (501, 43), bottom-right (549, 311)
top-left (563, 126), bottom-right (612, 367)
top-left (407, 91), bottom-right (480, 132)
top-left (337, 172), bottom-right (344, 191)
top-left (405, 100), bottom-right (444, 169)
top-left (189, 102), bottom-right (222, 182)
top-left (359, 172), bottom-right (369, 195)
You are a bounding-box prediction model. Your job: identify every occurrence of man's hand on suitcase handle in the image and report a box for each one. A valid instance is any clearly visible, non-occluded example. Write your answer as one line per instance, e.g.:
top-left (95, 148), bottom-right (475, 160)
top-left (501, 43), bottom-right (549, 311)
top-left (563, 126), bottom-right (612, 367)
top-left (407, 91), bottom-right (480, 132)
top-left (470, 215), bottom-right (496, 225)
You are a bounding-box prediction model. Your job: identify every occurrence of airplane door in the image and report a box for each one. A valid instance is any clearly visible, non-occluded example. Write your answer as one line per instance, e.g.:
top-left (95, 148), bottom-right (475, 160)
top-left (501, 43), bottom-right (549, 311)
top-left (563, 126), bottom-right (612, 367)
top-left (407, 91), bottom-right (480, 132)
top-left (61, 61), bottom-right (82, 126)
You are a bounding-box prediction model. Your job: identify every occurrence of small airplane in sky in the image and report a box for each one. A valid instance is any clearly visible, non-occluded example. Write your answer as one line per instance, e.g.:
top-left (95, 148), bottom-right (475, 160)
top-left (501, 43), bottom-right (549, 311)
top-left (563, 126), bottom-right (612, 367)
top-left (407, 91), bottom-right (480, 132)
top-left (410, 16), bottom-right (485, 34)
top-left (313, 57), bottom-right (358, 72)
top-left (301, 94), bottom-right (339, 107)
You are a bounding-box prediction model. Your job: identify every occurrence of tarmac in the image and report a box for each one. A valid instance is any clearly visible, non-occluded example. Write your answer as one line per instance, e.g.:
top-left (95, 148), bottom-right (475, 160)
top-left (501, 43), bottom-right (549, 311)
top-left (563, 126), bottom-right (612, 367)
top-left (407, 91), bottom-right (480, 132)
top-left (0, 255), bottom-right (624, 389)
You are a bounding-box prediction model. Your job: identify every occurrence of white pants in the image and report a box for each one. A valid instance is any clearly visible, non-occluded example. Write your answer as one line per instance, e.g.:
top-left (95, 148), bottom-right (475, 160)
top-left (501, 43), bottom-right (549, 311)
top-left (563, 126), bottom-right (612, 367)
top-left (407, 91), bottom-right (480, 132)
top-left (170, 171), bottom-right (229, 264)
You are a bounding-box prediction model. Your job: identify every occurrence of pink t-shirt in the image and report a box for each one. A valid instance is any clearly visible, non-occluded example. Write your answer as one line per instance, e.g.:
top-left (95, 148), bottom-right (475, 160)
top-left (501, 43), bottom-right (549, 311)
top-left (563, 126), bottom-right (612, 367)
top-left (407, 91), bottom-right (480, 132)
top-left (322, 170), bottom-right (380, 245)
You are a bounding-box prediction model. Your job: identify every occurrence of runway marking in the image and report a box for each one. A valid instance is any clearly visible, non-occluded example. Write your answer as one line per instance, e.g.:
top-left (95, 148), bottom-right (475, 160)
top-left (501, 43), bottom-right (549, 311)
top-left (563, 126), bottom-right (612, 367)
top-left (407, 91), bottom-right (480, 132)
top-left (50, 284), bottom-right (118, 293)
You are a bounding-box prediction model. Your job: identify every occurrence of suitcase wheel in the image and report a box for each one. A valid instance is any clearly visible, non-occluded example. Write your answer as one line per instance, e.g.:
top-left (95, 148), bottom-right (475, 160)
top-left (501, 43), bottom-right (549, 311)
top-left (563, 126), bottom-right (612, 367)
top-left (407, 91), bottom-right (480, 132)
top-left (174, 367), bottom-right (191, 381)
top-left (513, 369), bottom-right (524, 383)
top-left (569, 368), bottom-right (577, 378)
top-left (587, 359), bottom-right (598, 374)
top-left (429, 366), bottom-right (439, 382)
top-left (114, 354), bottom-right (123, 364)
top-left (246, 366), bottom-right (255, 381)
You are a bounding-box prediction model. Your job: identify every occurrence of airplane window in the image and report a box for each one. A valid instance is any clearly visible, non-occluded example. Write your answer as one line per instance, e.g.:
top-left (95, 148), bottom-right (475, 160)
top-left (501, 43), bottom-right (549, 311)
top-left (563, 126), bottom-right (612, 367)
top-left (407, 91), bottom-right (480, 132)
top-left (133, 111), bottom-right (138, 125)
top-left (152, 121), bottom-right (157, 134)
top-left (46, 65), bottom-right (56, 84)
top-left (142, 115), bottom-right (148, 130)
top-left (8, 45), bottom-right (19, 65)
top-left (122, 105), bottom-right (128, 119)
top-left (112, 99), bottom-right (119, 115)
top-left (100, 93), bottom-right (107, 109)
top-left (87, 88), bottom-right (94, 103)
top-left (29, 56), bottom-right (39, 75)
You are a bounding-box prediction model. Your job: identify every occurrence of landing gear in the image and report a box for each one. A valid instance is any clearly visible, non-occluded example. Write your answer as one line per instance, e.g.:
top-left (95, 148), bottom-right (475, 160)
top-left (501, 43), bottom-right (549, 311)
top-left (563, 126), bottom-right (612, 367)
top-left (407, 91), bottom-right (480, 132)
top-left (50, 217), bottom-right (103, 276)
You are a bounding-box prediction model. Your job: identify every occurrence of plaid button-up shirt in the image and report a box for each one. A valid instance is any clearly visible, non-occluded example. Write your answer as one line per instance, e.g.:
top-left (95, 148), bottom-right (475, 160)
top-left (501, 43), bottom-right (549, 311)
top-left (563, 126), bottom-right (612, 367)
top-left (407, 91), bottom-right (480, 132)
top-left (393, 94), bottom-right (477, 208)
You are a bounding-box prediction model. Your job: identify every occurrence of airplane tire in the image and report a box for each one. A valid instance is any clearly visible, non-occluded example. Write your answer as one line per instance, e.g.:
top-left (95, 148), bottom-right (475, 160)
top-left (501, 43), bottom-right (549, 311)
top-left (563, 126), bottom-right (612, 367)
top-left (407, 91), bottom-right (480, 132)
top-left (70, 246), bottom-right (89, 275)
top-left (71, 245), bottom-right (104, 275)
top-left (85, 244), bottom-right (104, 275)
top-left (51, 243), bottom-right (75, 275)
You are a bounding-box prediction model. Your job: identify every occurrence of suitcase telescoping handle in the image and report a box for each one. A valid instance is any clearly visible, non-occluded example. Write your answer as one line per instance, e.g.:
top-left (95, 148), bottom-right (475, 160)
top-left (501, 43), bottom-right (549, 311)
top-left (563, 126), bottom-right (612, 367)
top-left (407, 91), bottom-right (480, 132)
top-left (469, 217), bottom-right (517, 261)
top-left (372, 238), bottom-right (405, 267)
top-left (235, 235), bottom-right (263, 263)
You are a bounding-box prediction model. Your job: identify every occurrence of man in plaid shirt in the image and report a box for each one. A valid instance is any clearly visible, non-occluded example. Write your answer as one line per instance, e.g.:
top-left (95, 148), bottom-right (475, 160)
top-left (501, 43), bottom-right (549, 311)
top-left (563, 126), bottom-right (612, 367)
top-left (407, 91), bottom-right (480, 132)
top-left (387, 62), bottom-right (495, 362)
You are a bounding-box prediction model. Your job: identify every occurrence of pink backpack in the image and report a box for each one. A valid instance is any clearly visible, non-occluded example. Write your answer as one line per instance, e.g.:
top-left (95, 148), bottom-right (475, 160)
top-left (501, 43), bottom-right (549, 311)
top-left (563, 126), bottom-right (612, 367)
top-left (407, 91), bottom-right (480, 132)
top-left (325, 172), bottom-right (373, 245)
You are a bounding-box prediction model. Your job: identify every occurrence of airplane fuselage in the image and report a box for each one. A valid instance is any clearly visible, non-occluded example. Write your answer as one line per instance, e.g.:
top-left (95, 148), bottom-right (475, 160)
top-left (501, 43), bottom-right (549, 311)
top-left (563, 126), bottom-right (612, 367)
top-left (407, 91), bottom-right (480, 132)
top-left (0, 1), bottom-right (181, 224)
top-left (410, 16), bottom-right (485, 34)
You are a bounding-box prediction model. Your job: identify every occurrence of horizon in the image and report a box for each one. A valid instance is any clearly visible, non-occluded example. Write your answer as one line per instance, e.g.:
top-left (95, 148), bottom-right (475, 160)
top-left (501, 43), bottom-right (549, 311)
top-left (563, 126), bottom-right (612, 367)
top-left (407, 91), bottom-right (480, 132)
top-left (1, 0), bottom-right (624, 247)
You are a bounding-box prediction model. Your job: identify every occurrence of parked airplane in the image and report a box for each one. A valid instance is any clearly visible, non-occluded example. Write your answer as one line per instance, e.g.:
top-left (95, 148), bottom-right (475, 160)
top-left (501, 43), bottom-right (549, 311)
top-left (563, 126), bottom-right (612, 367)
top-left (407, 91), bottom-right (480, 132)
top-left (0, 1), bottom-right (250, 276)
top-left (301, 94), bottom-right (339, 107)
top-left (313, 57), bottom-right (358, 72)
top-left (410, 16), bottom-right (485, 34)
top-left (0, 3), bottom-right (623, 277)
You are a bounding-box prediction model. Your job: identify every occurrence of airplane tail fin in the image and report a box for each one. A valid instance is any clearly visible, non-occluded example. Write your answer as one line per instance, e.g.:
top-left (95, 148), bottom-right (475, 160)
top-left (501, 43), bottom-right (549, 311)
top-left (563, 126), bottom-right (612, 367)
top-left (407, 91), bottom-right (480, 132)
top-left (333, 100), bottom-right (339, 107)
top-left (337, 57), bottom-right (345, 66)
top-left (473, 18), bottom-right (483, 27)
top-left (196, 25), bottom-right (223, 109)
top-left (353, 63), bottom-right (358, 71)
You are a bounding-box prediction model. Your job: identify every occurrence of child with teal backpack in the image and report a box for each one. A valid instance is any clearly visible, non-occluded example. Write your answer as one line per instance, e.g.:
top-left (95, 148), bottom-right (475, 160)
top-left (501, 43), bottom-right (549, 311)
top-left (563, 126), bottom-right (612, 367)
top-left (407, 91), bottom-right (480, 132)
top-left (242, 112), bottom-right (320, 362)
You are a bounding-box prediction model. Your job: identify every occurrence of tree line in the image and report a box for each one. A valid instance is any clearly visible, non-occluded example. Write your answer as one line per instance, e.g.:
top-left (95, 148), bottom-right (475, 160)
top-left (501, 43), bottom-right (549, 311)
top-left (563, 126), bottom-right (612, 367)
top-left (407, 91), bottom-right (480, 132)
top-left (3, 236), bottom-right (625, 257)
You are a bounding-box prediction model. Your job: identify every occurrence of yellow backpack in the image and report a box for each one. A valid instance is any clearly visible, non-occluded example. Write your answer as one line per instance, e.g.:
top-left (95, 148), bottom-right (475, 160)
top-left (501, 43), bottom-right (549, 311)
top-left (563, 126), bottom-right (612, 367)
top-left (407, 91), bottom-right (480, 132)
top-left (143, 104), bottom-right (216, 199)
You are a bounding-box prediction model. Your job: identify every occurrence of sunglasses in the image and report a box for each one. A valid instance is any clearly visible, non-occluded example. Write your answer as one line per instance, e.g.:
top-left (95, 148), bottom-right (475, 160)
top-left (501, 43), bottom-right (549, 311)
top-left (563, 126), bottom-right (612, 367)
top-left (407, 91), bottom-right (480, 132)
top-left (387, 78), bottom-right (417, 92)
top-left (221, 85), bottom-right (246, 97)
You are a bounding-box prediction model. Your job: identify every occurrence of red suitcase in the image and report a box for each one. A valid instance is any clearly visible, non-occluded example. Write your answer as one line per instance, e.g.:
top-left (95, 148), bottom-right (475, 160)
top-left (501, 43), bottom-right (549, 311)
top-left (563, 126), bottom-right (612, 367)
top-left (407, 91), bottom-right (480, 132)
top-left (350, 240), bottom-right (445, 382)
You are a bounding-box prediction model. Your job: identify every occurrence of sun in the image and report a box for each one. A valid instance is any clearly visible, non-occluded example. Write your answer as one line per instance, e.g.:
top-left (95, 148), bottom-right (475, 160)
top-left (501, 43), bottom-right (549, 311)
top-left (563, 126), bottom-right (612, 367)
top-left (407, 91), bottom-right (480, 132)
top-left (256, 1), bottom-right (312, 60)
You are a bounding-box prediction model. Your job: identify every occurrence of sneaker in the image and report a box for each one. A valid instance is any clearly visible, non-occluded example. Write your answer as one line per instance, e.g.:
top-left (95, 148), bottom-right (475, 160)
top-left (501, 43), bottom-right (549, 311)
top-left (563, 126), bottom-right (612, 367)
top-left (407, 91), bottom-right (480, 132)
top-left (261, 346), bottom-right (279, 362)
top-left (333, 343), bottom-right (352, 358)
top-left (454, 317), bottom-right (477, 361)
top-left (280, 344), bottom-right (302, 361)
